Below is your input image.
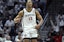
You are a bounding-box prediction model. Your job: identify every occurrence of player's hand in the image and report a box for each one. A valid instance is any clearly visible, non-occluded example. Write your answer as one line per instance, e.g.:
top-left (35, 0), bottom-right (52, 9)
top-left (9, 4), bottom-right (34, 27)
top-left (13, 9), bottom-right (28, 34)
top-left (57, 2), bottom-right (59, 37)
top-left (35, 24), bottom-right (40, 30)
top-left (14, 18), bottom-right (21, 23)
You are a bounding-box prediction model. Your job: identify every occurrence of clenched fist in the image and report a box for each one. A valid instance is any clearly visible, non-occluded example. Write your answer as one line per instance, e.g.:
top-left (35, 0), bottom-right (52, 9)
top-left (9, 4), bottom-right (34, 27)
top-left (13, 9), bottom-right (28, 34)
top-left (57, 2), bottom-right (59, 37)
top-left (14, 18), bottom-right (21, 23)
top-left (35, 24), bottom-right (40, 30)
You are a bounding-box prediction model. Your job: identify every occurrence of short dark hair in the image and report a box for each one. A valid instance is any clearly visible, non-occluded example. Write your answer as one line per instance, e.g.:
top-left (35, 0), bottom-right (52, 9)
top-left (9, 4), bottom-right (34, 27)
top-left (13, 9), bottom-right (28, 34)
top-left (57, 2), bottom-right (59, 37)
top-left (25, 0), bottom-right (27, 3)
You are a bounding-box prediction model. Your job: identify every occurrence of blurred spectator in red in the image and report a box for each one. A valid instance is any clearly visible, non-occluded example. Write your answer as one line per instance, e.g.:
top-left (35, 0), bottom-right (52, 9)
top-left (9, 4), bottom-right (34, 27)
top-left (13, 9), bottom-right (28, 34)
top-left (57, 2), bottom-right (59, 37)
top-left (60, 28), bottom-right (63, 36)
top-left (53, 32), bottom-right (62, 42)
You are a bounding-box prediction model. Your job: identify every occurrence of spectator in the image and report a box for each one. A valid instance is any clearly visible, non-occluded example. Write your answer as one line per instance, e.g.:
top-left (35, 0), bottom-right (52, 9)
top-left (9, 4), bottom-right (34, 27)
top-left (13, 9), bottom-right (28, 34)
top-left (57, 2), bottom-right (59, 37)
top-left (0, 5), bottom-right (4, 14)
top-left (0, 26), bottom-right (4, 39)
top-left (18, 0), bottom-right (26, 3)
top-left (13, 0), bottom-right (18, 3)
top-left (2, 34), bottom-right (6, 41)
top-left (59, 15), bottom-right (64, 26)
top-left (59, 15), bottom-right (64, 31)
top-left (5, 16), bottom-right (15, 27)
top-left (59, 27), bottom-right (63, 36)
top-left (8, 9), bottom-right (15, 15)
top-left (0, 30), bottom-right (4, 42)
top-left (0, 17), bottom-right (4, 38)
top-left (0, 17), bottom-right (3, 28)
top-left (15, 31), bottom-right (22, 42)
top-left (14, 23), bottom-right (23, 41)
top-left (14, 4), bottom-right (20, 14)
top-left (5, 16), bottom-right (15, 41)
top-left (2, 12), bottom-right (8, 26)
top-left (0, 0), bottom-right (5, 14)
top-left (3, 26), bottom-right (9, 37)
top-left (0, 34), bottom-right (6, 42)
top-left (53, 32), bottom-right (62, 42)
top-left (5, 35), bottom-right (12, 42)
top-left (62, 15), bottom-right (64, 19)
top-left (19, 3), bottom-right (24, 10)
top-left (62, 31), bottom-right (64, 42)
top-left (15, 24), bottom-right (19, 35)
top-left (32, 0), bottom-right (40, 3)
top-left (46, 32), bottom-right (54, 42)
top-left (40, 0), bottom-right (47, 10)
top-left (6, 0), bottom-right (14, 6)
top-left (50, 19), bottom-right (59, 33)
top-left (50, 28), bottom-right (56, 36)
top-left (62, 36), bottom-right (64, 42)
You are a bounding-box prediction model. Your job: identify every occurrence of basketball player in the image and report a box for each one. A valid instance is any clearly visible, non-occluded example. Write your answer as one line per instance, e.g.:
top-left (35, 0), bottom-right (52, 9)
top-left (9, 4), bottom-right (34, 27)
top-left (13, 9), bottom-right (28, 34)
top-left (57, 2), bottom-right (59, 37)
top-left (14, 0), bottom-right (43, 42)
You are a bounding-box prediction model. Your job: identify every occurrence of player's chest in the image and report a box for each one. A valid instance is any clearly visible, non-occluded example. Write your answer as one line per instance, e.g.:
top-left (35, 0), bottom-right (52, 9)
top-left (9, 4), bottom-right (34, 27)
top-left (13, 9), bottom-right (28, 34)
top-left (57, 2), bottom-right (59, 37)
top-left (24, 13), bottom-right (36, 17)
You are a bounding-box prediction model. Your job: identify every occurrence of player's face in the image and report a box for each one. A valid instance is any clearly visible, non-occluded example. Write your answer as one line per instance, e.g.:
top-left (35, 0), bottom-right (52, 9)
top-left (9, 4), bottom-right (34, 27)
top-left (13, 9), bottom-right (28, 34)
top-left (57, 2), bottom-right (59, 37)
top-left (26, 1), bottom-right (33, 8)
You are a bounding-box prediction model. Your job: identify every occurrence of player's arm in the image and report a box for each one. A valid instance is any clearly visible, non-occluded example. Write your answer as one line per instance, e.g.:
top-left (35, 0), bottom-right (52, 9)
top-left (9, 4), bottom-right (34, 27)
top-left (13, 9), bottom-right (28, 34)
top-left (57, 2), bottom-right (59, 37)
top-left (35, 10), bottom-right (43, 29)
top-left (14, 10), bottom-right (23, 23)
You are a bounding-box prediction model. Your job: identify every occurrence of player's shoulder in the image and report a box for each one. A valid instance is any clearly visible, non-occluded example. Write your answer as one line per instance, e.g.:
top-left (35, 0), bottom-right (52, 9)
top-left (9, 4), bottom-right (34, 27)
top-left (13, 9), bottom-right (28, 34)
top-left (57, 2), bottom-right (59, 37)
top-left (33, 8), bottom-right (38, 12)
top-left (18, 10), bottom-right (24, 16)
top-left (35, 9), bottom-right (39, 13)
top-left (19, 10), bottom-right (24, 14)
top-left (32, 8), bottom-right (36, 10)
top-left (34, 8), bottom-right (40, 15)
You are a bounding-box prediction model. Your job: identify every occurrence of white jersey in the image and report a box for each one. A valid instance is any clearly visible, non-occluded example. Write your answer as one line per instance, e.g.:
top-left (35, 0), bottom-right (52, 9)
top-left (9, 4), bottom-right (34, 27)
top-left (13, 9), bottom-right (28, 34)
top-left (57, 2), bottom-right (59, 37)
top-left (22, 8), bottom-right (36, 29)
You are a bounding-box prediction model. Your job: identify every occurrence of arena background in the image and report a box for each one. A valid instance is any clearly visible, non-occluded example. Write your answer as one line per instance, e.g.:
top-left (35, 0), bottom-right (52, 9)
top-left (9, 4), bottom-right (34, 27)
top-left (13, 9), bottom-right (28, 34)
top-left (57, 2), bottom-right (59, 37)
top-left (0, 0), bottom-right (64, 42)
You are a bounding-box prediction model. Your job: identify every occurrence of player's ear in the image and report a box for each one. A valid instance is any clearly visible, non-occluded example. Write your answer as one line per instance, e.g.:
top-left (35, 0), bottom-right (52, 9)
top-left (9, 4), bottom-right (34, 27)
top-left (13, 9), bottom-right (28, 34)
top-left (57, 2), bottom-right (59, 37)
top-left (26, 2), bottom-right (27, 7)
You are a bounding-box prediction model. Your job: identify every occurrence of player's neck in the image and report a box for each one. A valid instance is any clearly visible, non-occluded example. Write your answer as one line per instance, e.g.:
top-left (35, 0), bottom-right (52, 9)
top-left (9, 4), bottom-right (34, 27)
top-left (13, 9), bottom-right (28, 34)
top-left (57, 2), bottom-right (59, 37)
top-left (26, 7), bottom-right (32, 12)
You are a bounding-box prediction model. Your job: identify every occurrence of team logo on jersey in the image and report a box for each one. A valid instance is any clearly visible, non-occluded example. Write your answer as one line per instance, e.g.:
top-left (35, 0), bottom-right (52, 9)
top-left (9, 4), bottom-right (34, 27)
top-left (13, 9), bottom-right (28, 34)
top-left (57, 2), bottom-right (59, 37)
top-left (25, 14), bottom-right (34, 17)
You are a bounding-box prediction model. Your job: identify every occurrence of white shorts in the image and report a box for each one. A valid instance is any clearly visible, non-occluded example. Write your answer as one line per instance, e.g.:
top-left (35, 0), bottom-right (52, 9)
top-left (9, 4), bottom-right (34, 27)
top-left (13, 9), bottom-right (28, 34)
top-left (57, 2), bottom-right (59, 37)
top-left (22, 27), bottom-right (38, 38)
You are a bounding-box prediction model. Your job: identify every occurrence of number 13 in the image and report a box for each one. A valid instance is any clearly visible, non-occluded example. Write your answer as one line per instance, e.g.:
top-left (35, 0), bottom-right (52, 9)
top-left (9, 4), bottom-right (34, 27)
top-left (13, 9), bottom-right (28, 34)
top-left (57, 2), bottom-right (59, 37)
top-left (29, 17), bottom-right (32, 20)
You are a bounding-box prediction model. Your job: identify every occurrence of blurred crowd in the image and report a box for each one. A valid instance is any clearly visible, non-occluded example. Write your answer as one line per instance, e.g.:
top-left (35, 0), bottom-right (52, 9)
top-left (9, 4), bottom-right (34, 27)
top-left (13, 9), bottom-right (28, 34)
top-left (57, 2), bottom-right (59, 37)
top-left (0, 0), bottom-right (46, 42)
top-left (0, 0), bottom-right (46, 17)
top-left (45, 14), bottom-right (64, 42)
